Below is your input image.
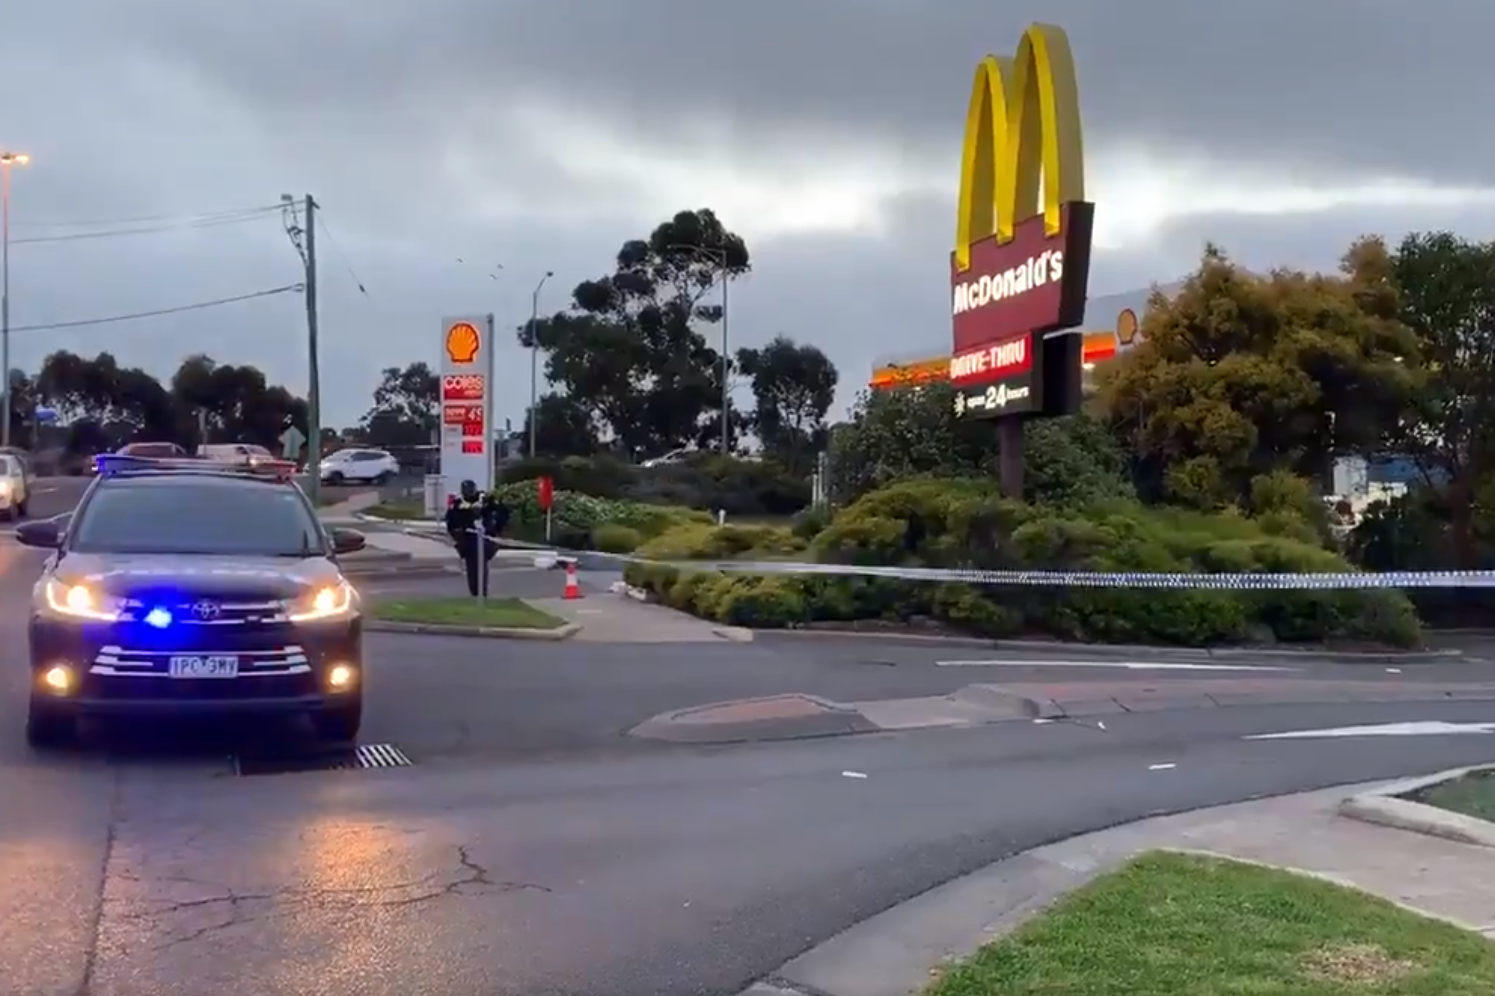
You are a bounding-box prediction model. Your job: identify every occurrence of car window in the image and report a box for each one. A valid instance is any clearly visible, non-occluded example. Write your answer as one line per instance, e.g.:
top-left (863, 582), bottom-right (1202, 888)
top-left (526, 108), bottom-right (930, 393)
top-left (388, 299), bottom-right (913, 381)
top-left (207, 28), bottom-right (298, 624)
top-left (70, 483), bottom-right (324, 556)
top-left (0, 456), bottom-right (18, 476)
top-left (243, 444), bottom-right (272, 456)
top-left (354, 452), bottom-right (381, 461)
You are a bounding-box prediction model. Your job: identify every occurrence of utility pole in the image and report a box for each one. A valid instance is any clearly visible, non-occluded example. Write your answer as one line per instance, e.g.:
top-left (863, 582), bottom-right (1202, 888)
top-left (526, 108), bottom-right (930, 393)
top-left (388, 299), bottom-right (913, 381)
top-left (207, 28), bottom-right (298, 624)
top-left (1, 151), bottom-right (31, 449)
top-left (282, 194), bottom-right (320, 504)
top-left (528, 270), bottom-right (553, 459)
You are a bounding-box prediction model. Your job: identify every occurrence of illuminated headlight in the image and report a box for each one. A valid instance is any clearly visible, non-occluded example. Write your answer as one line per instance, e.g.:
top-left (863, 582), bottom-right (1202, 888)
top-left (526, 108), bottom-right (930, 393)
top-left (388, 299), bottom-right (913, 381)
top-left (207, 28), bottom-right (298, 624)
top-left (43, 579), bottom-right (121, 621)
top-left (287, 582), bottom-right (355, 622)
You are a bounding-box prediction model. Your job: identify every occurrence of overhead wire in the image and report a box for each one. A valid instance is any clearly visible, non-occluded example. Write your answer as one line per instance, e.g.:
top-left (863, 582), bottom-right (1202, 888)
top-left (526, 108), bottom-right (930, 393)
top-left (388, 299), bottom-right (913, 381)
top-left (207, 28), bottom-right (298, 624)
top-left (11, 205), bottom-right (285, 245)
top-left (12, 284), bottom-right (304, 333)
top-left (10, 202), bottom-right (288, 231)
top-left (314, 210), bottom-right (370, 298)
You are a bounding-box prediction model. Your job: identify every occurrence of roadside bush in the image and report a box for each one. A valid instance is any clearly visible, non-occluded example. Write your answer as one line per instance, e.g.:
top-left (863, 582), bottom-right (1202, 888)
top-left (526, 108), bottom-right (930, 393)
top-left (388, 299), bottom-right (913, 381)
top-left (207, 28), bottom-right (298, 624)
top-left (492, 482), bottom-right (708, 549)
top-left (592, 523), bottom-right (644, 554)
top-left (625, 476), bottom-right (1423, 647)
top-left (500, 454), bottom-right (812, 517)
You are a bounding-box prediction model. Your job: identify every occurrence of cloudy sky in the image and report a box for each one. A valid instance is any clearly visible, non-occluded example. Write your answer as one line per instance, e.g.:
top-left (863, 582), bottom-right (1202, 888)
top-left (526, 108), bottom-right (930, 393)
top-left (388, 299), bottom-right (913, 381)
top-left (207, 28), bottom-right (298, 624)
top-left (6, 0), bottom-right (1495, 428)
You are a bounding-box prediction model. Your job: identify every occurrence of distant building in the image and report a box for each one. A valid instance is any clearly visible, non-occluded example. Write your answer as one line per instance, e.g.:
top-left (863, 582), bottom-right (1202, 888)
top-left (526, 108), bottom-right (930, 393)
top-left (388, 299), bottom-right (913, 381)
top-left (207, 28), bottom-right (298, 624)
top-left (868, 282), bottom-right (1184, 390)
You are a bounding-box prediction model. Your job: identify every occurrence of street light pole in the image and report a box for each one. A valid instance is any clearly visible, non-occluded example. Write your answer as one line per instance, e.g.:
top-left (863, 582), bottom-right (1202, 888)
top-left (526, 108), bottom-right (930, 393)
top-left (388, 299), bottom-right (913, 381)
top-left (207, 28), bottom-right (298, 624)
top-left (1, 150), bottom-right (31, 449)
top-left (528, 270), bottom-right (553, 459)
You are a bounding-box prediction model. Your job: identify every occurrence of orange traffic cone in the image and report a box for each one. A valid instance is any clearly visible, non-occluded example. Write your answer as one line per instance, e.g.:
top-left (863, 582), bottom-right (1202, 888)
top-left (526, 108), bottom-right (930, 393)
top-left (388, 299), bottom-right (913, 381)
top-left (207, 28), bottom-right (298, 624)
top-left (562, 560), bottom-right (583, 600)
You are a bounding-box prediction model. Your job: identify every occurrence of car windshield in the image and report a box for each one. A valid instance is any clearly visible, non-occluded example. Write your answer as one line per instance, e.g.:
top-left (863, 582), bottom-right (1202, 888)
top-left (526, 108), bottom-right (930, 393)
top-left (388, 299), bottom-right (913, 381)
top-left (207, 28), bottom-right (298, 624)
top-left (70, 481), bottom-right (324, 556)
top-left (0, 456), bottom-right (17, 475)
top-left (243, 444), bottom-right (272, 455)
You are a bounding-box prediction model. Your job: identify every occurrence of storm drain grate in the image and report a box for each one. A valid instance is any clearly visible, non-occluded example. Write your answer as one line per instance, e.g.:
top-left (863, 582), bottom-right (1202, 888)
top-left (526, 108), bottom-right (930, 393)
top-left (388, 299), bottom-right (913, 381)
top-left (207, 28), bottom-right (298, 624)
top-left (234, 743), bottom-right (413, 777)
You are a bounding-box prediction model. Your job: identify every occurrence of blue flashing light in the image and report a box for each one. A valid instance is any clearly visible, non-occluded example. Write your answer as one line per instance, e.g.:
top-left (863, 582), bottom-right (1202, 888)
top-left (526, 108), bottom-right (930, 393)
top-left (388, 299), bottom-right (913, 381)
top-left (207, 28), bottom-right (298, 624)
top-left (144, 607), bottom-right (173, 629)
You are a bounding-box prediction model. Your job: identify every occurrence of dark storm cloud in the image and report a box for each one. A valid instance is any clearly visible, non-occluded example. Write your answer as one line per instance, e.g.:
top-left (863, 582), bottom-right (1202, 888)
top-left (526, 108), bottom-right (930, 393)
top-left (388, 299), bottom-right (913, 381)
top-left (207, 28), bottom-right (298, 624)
top-left (94, 0), bottom-right (1495, 185)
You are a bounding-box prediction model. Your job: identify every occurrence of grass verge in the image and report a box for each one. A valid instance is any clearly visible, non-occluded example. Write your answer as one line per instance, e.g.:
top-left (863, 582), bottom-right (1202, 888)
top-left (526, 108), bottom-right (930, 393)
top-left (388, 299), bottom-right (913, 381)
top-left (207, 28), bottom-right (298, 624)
top-left (371, 597), bottom-right (566, 630)
top-left (1416, 769), bottom-right (1495, 822)
top-left (364, 499), bottom-right (428, 520)
top-left (925, 851), bottom-right (1495, 996)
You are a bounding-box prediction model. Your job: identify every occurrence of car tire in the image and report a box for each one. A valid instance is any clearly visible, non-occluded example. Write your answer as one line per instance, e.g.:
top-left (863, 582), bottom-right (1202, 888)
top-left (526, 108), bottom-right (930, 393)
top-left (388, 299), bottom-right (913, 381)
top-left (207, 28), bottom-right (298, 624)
top-left (25, 702), bottom-right (76, 750)
top-left (373, 471), bottom-right (392, 485)
top-left (17, 499), bottom-right (27, 518)
top-left (312, 699), bottom-right (362, 743)
top-left (326, 471), bottom-right (345, 485)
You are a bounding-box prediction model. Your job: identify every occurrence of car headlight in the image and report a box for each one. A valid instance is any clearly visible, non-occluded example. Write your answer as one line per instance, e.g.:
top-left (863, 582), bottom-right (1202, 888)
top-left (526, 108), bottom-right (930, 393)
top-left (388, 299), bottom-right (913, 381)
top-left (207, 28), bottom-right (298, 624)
top-left (43, 579), bottom-right (121, 621)
top-left (287, 581), bottom-right (356, 622)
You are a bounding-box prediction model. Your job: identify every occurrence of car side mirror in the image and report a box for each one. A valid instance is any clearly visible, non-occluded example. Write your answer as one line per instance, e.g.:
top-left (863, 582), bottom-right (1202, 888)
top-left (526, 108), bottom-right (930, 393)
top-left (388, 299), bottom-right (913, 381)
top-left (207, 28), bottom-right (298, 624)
top-left (15, 520), bottom-right (60, 549)
top-left (329, 527), bottom-right (366, 555)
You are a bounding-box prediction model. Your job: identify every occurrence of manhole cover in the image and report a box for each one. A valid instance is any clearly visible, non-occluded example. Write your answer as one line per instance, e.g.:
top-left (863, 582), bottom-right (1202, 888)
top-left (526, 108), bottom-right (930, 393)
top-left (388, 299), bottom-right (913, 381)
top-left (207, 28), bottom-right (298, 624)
top-left (234, 743), bottom-right (412, 776)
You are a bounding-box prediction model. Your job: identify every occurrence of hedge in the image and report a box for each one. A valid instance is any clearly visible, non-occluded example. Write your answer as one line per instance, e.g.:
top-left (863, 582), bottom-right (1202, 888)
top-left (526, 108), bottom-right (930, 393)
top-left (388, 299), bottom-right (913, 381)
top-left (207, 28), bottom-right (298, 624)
top-left (491, 481), bottom-right (710, 550)
top-left (499, 454), bottom-right (811, 517)
top-left (621, 478), bottom-right (1423, 647)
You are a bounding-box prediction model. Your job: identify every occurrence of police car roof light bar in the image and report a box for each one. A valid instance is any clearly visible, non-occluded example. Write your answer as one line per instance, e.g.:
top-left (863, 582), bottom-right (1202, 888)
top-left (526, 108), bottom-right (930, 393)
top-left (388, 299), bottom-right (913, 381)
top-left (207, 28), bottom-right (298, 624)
top-left (93, 453), bottom-right (296, 483)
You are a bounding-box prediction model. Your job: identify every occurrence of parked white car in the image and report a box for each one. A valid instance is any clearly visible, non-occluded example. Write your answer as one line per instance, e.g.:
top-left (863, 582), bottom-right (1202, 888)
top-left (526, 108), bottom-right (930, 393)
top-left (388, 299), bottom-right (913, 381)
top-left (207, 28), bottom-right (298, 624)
top-left (198, 442), bottom-right (276, 468)
top-left (319, 448), bottom-right (399, 484)
top-left (0, 453), bottom-right (30, 520)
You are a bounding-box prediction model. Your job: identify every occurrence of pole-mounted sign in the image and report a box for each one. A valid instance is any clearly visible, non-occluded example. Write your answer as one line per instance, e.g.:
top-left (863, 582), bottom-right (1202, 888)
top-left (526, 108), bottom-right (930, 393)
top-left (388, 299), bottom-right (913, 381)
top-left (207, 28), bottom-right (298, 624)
top-left (438, 314), bottom-right (496, 504)
top-left (949, 23), bottom-right (1093, 422)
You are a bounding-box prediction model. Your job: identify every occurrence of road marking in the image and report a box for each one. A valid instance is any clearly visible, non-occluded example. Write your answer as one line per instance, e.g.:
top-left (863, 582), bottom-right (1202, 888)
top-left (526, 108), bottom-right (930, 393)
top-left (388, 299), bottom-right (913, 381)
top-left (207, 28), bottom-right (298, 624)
top-left (935, 659), bottom-right (1297, 672)
top-left (1386, 667), bottom-right (1402, 674)
top-left (1148, 762), bottom-right (1177, 771)
top-left (841, 770), bottom-right (868, 779)
top-left (1246, 720), bottom-right (1495, 740)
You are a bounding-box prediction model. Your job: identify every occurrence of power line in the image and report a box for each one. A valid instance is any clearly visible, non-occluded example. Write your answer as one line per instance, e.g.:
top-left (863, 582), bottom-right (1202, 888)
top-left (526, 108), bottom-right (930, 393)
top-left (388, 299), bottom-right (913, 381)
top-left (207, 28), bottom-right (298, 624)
top-left (10, 202), bottom-right (287, 231)
top-left (12, 284), bottom-right (304, 332)
top-left (315, 211), bottom-right (369, 298)
top-left (12, 205), bottom-right (284, 245)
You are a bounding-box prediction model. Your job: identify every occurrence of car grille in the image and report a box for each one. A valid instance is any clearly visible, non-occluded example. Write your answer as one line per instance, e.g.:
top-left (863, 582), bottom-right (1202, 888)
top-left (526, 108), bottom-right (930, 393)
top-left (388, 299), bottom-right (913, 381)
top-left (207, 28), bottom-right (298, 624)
top-left (117, 595), bottom-right (290, 627)
top-left (90, 644), bottom-right (311, 677)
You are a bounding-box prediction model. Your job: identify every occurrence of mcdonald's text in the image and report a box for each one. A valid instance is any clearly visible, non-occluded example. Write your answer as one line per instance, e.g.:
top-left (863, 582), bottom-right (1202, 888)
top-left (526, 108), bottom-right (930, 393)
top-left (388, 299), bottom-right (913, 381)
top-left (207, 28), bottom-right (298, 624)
top-left (952, 248), bottom-right (1064, 316)
top-left (951, 205), bottom-right (1094, 355)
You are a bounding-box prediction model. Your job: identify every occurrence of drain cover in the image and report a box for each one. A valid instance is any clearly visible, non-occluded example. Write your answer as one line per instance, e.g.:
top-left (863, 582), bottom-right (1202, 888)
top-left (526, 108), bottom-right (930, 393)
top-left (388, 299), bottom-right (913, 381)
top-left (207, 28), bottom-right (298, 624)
top-left (234, 743), bottom-right (412, 776)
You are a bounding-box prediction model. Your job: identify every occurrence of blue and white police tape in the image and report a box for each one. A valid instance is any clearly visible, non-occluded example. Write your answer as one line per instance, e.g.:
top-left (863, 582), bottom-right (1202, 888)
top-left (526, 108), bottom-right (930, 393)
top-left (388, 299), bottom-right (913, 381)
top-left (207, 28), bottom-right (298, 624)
top-left (479, 538), bottom-right (1495, 590)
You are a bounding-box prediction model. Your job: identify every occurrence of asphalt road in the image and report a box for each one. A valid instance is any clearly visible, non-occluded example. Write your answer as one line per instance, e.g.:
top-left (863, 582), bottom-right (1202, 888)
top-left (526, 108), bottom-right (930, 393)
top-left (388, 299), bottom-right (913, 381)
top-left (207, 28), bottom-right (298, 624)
top-left (5, 541), bottom-right (1495, 993)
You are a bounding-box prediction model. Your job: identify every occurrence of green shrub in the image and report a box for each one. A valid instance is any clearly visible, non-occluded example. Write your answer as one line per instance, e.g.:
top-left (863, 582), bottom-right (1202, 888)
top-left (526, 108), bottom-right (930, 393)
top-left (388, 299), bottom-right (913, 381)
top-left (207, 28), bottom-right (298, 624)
top-left (593, 523), bottom-right (644, 554)
top-left (623, 476), bottom-right (1424, 647)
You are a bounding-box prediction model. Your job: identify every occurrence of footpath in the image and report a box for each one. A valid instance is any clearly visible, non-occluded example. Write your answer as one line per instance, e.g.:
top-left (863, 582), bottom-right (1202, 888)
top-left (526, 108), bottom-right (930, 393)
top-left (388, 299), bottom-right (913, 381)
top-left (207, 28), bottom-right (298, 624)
top-left (747, 778), bottom-right (1495, 996)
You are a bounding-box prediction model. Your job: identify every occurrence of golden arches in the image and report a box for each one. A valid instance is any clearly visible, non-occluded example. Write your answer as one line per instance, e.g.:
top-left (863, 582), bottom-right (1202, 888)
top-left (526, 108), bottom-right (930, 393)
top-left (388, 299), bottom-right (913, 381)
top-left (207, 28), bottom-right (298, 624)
top-left (954, 23), bottom-right (1086, 272)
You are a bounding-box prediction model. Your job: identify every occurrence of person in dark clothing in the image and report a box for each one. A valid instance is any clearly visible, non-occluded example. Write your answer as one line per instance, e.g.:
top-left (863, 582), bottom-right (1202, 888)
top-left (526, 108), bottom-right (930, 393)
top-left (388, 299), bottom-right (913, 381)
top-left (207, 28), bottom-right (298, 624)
top-left (443, 480), bottom-right (504, 596)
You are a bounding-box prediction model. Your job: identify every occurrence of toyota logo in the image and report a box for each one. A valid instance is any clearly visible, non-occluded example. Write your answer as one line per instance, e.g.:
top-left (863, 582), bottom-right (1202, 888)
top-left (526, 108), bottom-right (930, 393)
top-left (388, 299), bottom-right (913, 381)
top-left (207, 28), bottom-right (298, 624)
top-left (191, 600), bottom-right (221, 621)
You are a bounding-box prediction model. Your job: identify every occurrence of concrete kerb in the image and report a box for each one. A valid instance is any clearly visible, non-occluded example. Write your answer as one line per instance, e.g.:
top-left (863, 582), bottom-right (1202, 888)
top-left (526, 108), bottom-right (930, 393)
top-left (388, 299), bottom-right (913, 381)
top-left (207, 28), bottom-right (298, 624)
top-left (365, 620), bottom-right (582, 641)
top-left (1338, 764), bottom-right (1495, 849)
top-left (754, 628), bottom-right (1466, 662)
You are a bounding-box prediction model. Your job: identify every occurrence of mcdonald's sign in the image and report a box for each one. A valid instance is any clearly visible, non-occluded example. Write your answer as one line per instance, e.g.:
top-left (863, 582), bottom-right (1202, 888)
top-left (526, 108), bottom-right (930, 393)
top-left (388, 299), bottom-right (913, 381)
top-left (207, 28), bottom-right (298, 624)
top-left (949, 23), bottom-right (1095, 377)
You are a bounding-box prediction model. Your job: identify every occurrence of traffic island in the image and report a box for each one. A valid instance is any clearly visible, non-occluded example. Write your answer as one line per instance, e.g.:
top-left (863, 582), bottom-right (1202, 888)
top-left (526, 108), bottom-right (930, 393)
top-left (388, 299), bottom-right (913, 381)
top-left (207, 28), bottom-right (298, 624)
top-left (629, 694), bottom-right (880, 743)
top-left (367, 597), bottom-right (580, 640)
top-left (922, 851), bottom-right (1495, 996)
top-left (1341, 764), bottom-right (1495, 848)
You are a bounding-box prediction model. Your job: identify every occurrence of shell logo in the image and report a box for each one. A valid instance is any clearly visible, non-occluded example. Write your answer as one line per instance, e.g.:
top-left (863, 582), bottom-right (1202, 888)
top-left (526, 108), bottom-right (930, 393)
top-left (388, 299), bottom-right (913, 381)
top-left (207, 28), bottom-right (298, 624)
top-left (1116, 308), bottom-right (1141, 346)
top-left (445, 322), bottom-right (481, 365)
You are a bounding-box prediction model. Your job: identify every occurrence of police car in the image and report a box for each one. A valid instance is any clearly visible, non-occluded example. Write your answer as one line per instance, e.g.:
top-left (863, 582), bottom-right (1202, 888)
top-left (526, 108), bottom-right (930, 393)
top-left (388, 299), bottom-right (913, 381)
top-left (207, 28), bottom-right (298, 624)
top-left (16, 455), bottom-right (367, 749)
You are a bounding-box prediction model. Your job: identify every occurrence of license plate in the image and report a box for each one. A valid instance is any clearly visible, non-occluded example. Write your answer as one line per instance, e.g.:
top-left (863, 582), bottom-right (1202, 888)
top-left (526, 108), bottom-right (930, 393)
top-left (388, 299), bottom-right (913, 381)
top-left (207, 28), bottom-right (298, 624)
top-left (167, 655), bottom-right (240, 678)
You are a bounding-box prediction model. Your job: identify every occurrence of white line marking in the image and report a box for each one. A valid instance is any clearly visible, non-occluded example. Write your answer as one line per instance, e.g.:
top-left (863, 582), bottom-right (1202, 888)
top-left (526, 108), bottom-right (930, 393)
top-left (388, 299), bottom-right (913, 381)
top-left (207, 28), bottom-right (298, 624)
top-left (1385, 667), bottom-right (1402, 674)
top-left (1246, 720), bottom-right (1495, 740)
top-left (841, 770), bottom-right (868, 779)
top-left (934, 659), bottom-right (1297, 672)
top-left (1148, 762), bottom-right (1177, 771)
top-left (1097, 721), bottom-right (1106, 731)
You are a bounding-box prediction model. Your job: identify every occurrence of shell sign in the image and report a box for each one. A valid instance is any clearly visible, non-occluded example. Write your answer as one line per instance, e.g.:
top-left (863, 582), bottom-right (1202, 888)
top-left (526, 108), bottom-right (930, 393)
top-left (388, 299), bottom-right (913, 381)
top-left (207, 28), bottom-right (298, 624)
top-left (444, 321), bottom-right (482, 365)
